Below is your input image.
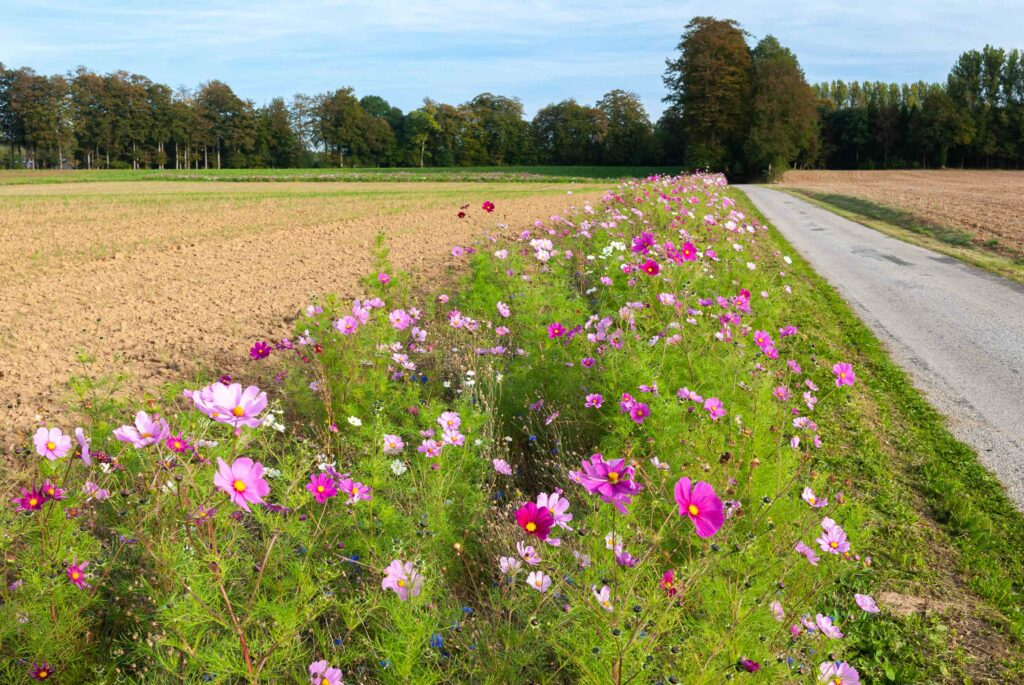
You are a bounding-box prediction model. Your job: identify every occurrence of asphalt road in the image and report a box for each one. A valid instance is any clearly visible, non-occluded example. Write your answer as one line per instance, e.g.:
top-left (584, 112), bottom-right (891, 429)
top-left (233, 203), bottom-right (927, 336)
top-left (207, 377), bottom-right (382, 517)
top-left (740, 185), bottom-right (1024, 509)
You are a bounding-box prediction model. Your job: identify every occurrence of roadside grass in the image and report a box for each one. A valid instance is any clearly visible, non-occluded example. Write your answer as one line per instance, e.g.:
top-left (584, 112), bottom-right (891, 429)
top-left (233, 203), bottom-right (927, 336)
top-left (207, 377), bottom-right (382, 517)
top-left (0, 166), bottom-right (683, 186)
top-left (2, 176), bottom-right (1021, 683)
top-left (737, 188), bottom-right (1024, 679)
top-left (777, 188), bottom-right (1024, 284)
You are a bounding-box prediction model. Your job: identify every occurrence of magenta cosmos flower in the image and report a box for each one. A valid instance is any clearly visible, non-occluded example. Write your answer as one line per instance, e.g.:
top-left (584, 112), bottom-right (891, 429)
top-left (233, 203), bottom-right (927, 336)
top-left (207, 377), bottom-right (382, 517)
top-left (674, 478), bottom-right (725, 538)
top-left (515, 502), bottom-right (554, 541)
top-left (188, 382), bottom-right (267, 428)
top-left (308, 659), bottom-right (343, 685)
top-left (547, 322), bottom-right (566, 338)
top-left (249, 341), bottom-right (271, 360)
top-left (29, 662), bottom-right (55, 681)
top-left (482, 200), bottom-right (495, 213)
top-left (66, 558), bottom-right (90, 590)
top-left (680, 241), bottom-right (697, 261)
top-left (12, 485), bottom-right (46, 512)
top-left (818, 661), bottom-right (860, 685)
top-left (640, 258), bottom-right (660, 276)
top-left (585, 393), bottom-right (604, 409)
top-left (214, 457), bottom-right (270, 511)
top-left (703, 397), bottom-right (726, 421)
top-left (571, 453), bottom-right (643, 514)
top-left (306, 473), bottom-right (338, 503)
top-left (113, 411), bottom-right (170, 448)
top-left (382, 559), bottom-right (423, 601)
top-left (34, 427), bottom-right (72, 460)
top-left (832, 362), bottom-right (856, 387)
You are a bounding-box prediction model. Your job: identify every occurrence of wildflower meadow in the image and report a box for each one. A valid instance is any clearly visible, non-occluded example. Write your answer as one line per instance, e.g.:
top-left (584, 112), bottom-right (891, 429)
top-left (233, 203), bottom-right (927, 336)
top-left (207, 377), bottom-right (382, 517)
top-left (2, 173), bottom-right (1018, 683)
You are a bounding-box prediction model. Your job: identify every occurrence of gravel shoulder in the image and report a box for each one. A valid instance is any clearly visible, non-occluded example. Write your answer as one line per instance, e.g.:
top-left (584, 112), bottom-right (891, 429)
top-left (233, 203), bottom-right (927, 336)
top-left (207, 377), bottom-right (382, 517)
top-left (740, 184), bottom-right (1024, 508)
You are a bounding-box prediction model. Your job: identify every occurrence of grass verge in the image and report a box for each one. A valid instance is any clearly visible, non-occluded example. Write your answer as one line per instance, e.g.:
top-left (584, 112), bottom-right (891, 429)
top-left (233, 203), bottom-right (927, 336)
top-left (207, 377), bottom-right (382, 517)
top-left (777, 188), bottom-right (1024, 284)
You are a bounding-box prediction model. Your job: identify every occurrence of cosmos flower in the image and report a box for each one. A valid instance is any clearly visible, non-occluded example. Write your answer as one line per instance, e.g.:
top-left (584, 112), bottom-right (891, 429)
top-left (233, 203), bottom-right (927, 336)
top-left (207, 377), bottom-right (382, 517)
top-left (818, 661), bottom-right (860, 684)
top-left (308, 659), bottom-right (343, 685)
top-left (739, 659), bottom-right (761, 673)
top-left (378, 272), bottom-right (391, 285)
top-left (536, 492), bottom-right (572, 530)
top-left (526, 571), bottom-right (551, 593)
top-left (516, 541), bottom-right (541, 565)
top-left (802, 487), bottom-right (828, 508)
top-left (187, 382), bottom-right (267, 429)
top-left (674, 478), bottom-right (725, 538)
top-left (383, 434), bottom-right (404, 454)
top-left (703, 397), bottom-right (726, 421)
top-left (816, 614), bottom-right (844, 639)
top-left (547, 322), bottom-right (566, 339)
top-left (74, 427), bottom-right (91, 466)
top-left (29, 662), bottom-right (55, 681)
top-left (585, 393), bottom-right (604, 409)
top-left (334, 316), bottom-right (359, 335)
top-left (340, 479), bottom-right (372, 504)
top-left (34, 426), bottom-right (72, 460)
top-left (165, 433), bottom-right (191, 454)
top-left (482, 200), bottom-right (495, 213)
top-left (816, 521), bottom-right (851, 555)
top-left (832, 362), bottom-right (856, 387)
top-left (571, 453), bottom-right (643, 514)
top-left (592, 585), bottom-right (613, 612)
top-left (492, 459), bottom-right (513, 475)
top-left (660, 569), bottom-right (678, 597)
top-left (40, 480), bottom-right (64, 501)
top-left (382, 560), bottom-right (423, 601)
top-left (389, 309), bottom-right (411, 330)
top-left (640, 258), bottom-right (660, 275)
top-left (249, 341), bottom-right (272, 360)
top-left (515, 502), bottom-right (554, 541)
top-left (770, 600), bottom-right (785, 621)
top-left (11, 485), bottom-right (45, 512)
top-left (855, 593), bottom-right (880, 613)
top-left (496, 301), bottom-right (511, 318)
top-left (437, 411), bottom-right (461, 432)
top-left (795, 541), bottom-right (820, 566)
top-left (214, 457), bottom-right (270, 512)
top-left (680, 241), bottom-right (697, 261)
top-left (306, 473), bottom-right (338, 503)
top-left (66, 559), bottom-right (90, 590)
top-left (499, 556), bottom-right (522, 576)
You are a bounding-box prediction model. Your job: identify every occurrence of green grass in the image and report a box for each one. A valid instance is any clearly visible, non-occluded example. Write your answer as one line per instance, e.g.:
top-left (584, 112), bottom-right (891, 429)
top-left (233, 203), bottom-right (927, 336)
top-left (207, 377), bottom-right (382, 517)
top-left (780, 188), bottom-right (1024, 284)
top-left (0, 165), bottom-right (684, 186)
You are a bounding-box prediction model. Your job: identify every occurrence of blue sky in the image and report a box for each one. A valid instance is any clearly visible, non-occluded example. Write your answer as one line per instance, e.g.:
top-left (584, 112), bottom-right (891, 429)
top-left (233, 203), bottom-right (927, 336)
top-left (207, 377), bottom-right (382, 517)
top-left (1, 1), bottom-right (1020, 118)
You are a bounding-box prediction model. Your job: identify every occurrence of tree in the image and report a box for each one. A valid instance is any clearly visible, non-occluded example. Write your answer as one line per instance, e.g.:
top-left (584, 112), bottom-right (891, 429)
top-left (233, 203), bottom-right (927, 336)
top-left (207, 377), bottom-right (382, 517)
top-left (405, 107), bottom-right (440, 167)
top-left (531, 100), bottom-right (607, 164)
top-left (744, 36), bottom-right (818, 178)
top-left (255, 97), bottom-right (302, 167)
top-left (596, 89), bottom-right (656, 164)
top-left (663, 16), bottom-right (751, 171)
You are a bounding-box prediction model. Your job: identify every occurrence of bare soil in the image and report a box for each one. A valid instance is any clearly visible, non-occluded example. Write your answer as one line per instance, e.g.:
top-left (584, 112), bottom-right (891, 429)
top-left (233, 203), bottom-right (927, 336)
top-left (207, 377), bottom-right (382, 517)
top-left (780, 169), bottom-right (1024, 252)
top-left (0, 180), bottom-right (601, 445)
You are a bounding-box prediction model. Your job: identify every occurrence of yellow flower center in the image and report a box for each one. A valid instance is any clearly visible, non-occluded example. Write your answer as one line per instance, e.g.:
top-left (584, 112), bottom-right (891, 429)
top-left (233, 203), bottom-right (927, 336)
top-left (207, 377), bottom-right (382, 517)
top-left (38, 671), bottom-right (48, 679)
top-left (839, 372), bottom-right (846, 379)
top-left (833, 679), bottom-right (843, 685)
top-left (46, 441), bottom-right (56, 450)
top-left (232, 406), bottom-right (245, 417)
top-left (322, 679), bottom-right (331, 685)
top-left (28, 498), bottom-right (38, 507)
top-left (141, 432), bottom-right (152, 439)
top-left (316, 485), bottom-right (325, 493)
top-left (397, 579), bottom-right (406, 587)
top-left (808, 496), bottom-right (816, 504)
top-left (829, 541), bottom-right (839, 549)
top-left (526, 522), bottom-right (537, 532)
top-left (687, 504), bottom-right (700, 516)
top-left (352, 487), bottom-right (360, 495)
top-left (607, 471), bottom-right (620, 483)
top-left (233, 479), bottom-right (247, 493)
top-left (535, 580), bottom-right (543, 587)
top-left (71, 571), bottom-right (80, 580)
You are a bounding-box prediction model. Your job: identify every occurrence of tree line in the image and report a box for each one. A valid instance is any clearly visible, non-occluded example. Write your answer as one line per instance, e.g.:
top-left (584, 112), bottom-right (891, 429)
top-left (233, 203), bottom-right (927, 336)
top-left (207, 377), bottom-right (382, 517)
top-left (1, 17), bottom-right (1020, 176)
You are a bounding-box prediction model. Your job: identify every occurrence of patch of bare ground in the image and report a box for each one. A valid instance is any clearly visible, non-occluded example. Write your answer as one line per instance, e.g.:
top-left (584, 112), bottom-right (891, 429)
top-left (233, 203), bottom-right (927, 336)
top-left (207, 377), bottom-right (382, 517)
top-left (0, 181), bottom-right (603, 445)
top-left (780, 169), bottom-right (1024, 254)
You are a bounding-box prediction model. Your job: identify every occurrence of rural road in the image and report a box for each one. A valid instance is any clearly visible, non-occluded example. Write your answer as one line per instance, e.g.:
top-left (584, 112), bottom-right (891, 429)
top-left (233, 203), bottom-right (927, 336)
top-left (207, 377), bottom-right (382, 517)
top-left (740, 185), bottom-right (1024, 509)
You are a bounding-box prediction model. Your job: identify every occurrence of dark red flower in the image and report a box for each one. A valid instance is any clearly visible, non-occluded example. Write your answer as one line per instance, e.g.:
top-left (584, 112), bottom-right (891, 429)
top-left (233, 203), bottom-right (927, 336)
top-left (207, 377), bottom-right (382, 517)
top-left (482, 200), bottom-right (495, 213)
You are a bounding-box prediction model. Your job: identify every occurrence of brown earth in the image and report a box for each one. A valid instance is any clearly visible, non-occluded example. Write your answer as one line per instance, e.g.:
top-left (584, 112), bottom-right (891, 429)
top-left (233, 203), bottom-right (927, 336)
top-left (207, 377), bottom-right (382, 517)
top-left (780, 169), bottom-right (1024, 251)
top-left (0, 180), bottom-right (603, 446)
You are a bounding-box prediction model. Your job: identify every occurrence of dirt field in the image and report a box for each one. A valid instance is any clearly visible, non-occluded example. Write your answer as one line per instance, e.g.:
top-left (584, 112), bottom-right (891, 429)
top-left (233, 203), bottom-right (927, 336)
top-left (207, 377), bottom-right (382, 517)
top-left (0, 180), bottom-right (603, 445)
top-left (780, 170), bottom-right (1024, 251)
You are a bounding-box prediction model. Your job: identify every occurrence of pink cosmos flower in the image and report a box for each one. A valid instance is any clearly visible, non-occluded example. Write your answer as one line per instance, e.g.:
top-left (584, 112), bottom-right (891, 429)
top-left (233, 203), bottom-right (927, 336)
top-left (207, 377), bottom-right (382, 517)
top-left (340, 479), bottom-right (372, 504)
top-left (515, 502), bottom-right (554, 541)
top-left (818, 661), bottom-right (860, 684)
top-left (382, 559), bottom-right (423, 601)
top-left (680, 242), bottom-right (697, 261)
top-left (383, 434), bottom-right (404, 454)
top-left (188, 382), bottom-right (267, 428)
top-left (571, 453), bottom-right (643, 514)
top-left (536, 492), bottom-right (572, 530)
top-left (770, 600), bottom-right (785, 621)
top-left (308, 659), bottom-right (343, 685)
top-left (249, 341), bottom-right (271, 360)
top-left (82, 481), bottom-right (110, 501)
top-left (378, 272), bottom-right (391, 285)
top-left (640, 258), bottom-right (660, 275)
top-left (74, 427), bottom-right (91, 466)
top-left (795, 541), bottom-right (820, 566)
top-left (214, 457), bottom-right (270, 512)
top-left (516, 541), bottom-right (541, 565)
top-left (165, 433), bottom-right (191, 454)
top-left (629, 402), bottom-right (651, 424)
top-left (34, 426), bottom-right (72, 460)
top-left (492, 458), bottom-right (513, 475)
top-left (817, 522), bottom-right (851, 555)
top-left (703, 397), bottom-right (726, 420)
top-left (437, 411), bottom-right (461, 432)
top-left (389, 309), bottom-right (411, 330)
top-left (593, 585), bottom-right (613, 612)
top-left (801, 487), bottom-right (828, 508)
top-left (40, 480), bottom-right (64, 501)
top-left (660, 569), bottom-right (678, 597)
top-left (815, 614), bottom-right (844, 638)
top-left (306, 473), bottom-right (338, 503)
top-left (11, 486), bottom-right (45, 512)
top-left (334, 315), bottom-right (359, 335)
top-left (585, 393), bottom-right (604, 409)
top-left (66, 558), bottom-right (90, 589)
top-left (855, 593), bottom-right (879, 613)
top-left (497, 301), bottom-right (511, 318)
top-left (674, 478), bottom-right (725, 538)
top-left (113, 411), bottom-right (170, 448)
top-left (499, 556), bottom-right (522, 575)
top-left (526, 571), bottom-right (551, 593)
top-left (547, 322), bottom-right (566, 339)
top-left (832, 362), bottom-right (856, 387)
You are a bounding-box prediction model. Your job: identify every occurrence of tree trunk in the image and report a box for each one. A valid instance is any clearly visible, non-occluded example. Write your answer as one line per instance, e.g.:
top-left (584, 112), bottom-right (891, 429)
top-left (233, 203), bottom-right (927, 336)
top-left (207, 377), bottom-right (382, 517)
top-left (204, 146), bottom-right (209, 170)
top-left (419, 140), bottom-right (426, 168)
top-left (216, 137), bottom-right (221, 170)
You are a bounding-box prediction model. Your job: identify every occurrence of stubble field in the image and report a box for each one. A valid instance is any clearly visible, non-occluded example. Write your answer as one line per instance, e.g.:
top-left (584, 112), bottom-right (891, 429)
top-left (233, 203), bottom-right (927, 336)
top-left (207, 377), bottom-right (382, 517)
top-left (0, 178), bottom-right (603, 444)
top-left (780, 169), bottom-right (1024, 254)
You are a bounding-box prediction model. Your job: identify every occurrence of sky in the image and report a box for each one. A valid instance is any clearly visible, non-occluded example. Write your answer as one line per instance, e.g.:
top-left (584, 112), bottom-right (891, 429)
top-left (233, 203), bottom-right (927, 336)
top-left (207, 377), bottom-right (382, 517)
top-left (1, 0), bottom-right (1021, 118)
